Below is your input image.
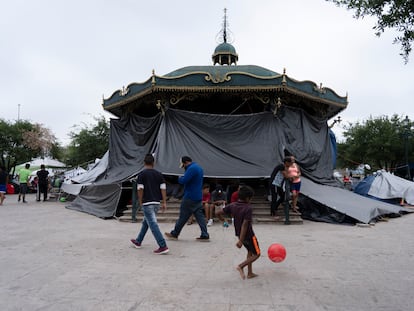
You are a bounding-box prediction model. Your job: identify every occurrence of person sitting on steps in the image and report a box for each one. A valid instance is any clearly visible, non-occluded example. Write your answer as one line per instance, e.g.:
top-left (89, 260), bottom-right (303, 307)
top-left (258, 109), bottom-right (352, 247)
top-left (208, 184), bottom-right (228, 227)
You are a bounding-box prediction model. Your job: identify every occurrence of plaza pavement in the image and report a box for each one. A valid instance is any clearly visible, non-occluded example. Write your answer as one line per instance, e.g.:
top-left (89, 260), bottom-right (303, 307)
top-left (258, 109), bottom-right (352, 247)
top-left (1, 193), bottom-right (413, 311)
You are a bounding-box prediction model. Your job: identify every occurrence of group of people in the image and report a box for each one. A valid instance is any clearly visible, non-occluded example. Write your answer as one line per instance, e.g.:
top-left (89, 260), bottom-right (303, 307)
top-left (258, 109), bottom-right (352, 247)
top-left (130, 154), bottom-right (260, 279)
top-left (0, 163), bottom-right (52, 205)
top-left (187, 183), bottom-right (237, 227)
top-left (269, 155), bottom-right (302, 219)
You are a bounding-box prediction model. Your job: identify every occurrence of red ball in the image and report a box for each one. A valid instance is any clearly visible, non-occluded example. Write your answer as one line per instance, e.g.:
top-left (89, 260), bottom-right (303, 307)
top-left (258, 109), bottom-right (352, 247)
top-left (267, 243), bottom-right (286, 263)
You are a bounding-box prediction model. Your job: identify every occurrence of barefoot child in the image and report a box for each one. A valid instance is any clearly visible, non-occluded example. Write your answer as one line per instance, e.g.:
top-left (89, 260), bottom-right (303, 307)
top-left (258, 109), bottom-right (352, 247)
top-left (217, 185), bottom-right (260, 279)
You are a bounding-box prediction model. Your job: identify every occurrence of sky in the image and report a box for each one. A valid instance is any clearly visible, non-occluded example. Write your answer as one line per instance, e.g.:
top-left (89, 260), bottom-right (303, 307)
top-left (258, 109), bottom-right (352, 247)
top-left (1, 0), bottom-right (413, 145)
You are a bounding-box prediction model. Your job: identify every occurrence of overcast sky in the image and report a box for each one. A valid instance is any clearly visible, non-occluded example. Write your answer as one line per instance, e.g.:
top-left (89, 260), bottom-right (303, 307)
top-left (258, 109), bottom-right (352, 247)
top-left (1, 0), bottom-right (412, 145)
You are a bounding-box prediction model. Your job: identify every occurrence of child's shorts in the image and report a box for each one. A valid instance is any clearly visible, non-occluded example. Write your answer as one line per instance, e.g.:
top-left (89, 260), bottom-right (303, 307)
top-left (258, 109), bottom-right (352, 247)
top-left (242, 235), bottom-right (261, 256)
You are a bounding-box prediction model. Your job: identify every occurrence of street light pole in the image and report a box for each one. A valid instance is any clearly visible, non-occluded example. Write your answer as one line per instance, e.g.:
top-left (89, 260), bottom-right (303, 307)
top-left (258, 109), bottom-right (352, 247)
top-left (403, 115), bottom-right (411, 180)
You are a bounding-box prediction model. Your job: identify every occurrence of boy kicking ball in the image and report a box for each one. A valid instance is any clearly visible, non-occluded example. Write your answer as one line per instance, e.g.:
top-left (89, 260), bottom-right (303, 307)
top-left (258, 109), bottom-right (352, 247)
top-left (216, 185), bottom-right (260, 279)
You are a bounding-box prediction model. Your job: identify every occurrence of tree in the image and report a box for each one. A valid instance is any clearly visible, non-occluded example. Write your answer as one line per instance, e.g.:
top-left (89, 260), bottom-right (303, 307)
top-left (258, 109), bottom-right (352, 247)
top-left (337, 115), bottom-right (413, 173)
top-left (327, 0), bottom-right (414, 63)
top-left (65, 116), bottom-right (109, 167)
top-left (0, 119), bottom-right (57, 174)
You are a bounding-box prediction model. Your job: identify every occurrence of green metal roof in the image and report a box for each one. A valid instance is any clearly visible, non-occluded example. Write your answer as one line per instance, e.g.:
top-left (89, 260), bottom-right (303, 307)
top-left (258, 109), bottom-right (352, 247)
top-left (213, 42), bottom-right (237, 54)
top-left (103, 65), bottom-right (347, 109)
top-left (164, 65), bottom-right (279, 78)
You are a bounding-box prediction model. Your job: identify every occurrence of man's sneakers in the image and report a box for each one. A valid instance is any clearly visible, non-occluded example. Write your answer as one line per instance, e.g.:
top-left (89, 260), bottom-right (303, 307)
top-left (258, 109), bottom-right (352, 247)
top-left (207, 219), bottom-right (213, 226)
top-left (130, 239), bottom-right (141, 249)
top-left (196, 236), bottom-right (210, 242)
top-left (164, 232), bottom-right (209, 242)
top-left (131, 239), bottom-right (169, 254)
top-left (164, 232), bottom-right (178, 240)
top-left (153, 246), bottom-right (169, 254)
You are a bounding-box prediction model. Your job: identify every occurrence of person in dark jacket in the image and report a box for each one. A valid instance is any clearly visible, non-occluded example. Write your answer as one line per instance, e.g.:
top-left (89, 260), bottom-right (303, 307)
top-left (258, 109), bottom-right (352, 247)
top-left (36, 164), bottom-right (50, 201)
top-left (165, 156), bottom-right (209, 241)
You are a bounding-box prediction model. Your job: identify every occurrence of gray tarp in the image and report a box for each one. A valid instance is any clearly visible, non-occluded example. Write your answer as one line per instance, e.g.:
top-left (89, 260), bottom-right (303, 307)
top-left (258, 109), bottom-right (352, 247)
top-left (368, 171), bottom-right (414, 205)
top-left (67, 107), bottom-right (412, 222)
top-left (300, 177), bottom-right (412, 224)
top-left (71, 151), bottom-right (110, 185)
top-left (67, 183), bottom-right (122, 218)
top-left (68, 107), bottom-right (337, 218)
top-left (84, 107), bottom-right (335, 183)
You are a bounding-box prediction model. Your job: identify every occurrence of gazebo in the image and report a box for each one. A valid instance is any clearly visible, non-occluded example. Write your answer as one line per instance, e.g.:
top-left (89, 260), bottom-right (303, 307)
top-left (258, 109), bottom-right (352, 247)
top-left (69, 11), bottom-right (350, 219)
top-left (99, 11), bottom-right (347, 179)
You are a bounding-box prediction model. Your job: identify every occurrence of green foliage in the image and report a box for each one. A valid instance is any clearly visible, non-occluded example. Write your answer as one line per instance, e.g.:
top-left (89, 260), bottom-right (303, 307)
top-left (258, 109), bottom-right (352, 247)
top-left (49, 142), bottom-right (64, 161)
top-left (0, 120), bottom-right (42, 173)
top-left (338, 115), bottom-right (413, 172)
top-left (327, 0), bottom-right (414, 63)
top-left (65, 115), bottom-right (109, 167)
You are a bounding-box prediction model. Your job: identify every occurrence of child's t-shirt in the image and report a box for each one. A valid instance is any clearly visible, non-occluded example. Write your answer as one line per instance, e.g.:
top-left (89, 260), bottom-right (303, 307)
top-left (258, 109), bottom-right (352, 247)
top-left (223, 201), bottom-right (255, 239)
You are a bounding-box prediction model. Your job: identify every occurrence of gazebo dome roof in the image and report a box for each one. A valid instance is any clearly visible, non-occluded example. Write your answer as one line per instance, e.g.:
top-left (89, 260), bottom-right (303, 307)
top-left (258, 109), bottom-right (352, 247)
top-left (212, 42), bottom-right (239, 65)
top-left (214, 42), bottom-right (237, 54)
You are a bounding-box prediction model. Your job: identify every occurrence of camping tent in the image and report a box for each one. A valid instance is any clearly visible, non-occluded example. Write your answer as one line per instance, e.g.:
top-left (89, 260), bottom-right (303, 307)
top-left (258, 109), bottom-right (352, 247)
top-left (16, 157), bottom-right (67, 171)
top-left (354, 171), bottom-right (414, 205)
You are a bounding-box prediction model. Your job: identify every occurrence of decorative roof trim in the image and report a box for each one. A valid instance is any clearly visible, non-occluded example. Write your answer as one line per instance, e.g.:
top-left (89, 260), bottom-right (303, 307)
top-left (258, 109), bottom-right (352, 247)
top-left (286, 76), bottom-right (347, 101)
top-left (103, 84), bottom-right (347, 111)
top-left (103, 87), bottom-right (154, 110)
top-left (282, 86), bottom-right (348, 108)
top-left (159, 71), bottom-right (283, 81)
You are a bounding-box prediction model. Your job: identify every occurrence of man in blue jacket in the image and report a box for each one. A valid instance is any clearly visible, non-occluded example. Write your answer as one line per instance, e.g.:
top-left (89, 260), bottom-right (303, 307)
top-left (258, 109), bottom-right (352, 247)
top-left (165, 156), bottom-right (210, 241)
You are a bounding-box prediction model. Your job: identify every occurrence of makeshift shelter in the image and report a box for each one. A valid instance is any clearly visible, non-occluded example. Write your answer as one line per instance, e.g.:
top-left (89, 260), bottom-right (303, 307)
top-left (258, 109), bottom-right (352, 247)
top-left (61, 152), bottom-right (109, 197)
top-left (354, 171), bottom-right (414, 205)
top-left (67, 12), bottom-right (410, 223)
top-left (299, 177), bottom-right (412, 224)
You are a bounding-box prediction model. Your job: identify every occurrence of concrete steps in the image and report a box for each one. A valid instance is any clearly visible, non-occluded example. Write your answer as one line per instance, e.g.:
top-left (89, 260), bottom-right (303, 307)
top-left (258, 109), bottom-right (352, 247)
top-left (116, 198), bottom-right (303, 225)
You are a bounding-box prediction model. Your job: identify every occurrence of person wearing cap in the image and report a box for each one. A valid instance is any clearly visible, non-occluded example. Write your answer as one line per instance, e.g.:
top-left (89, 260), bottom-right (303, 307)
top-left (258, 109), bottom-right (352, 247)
top-left (208, 184), bottom-right (228, 227)
top-left (165, 156), bottom-right (210, 241)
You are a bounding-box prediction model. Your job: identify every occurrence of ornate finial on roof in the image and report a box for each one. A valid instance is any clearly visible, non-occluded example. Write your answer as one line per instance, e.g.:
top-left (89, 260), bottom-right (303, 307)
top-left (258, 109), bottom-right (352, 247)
top-left (216, 8), bottom-right (234, 44)
top-left (212, 8), bottom-right (238, 66)
top-left (151, 69), bottom-right (156, 86)
top-left (223, 8), bottom-right (228, 43)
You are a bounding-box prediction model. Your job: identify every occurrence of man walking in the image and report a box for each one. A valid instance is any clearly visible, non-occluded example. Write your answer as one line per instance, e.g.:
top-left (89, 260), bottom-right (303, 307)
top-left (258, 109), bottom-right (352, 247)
top-left (130, 154), bottom-right (169, 254)
top-left (165, 156), bottom-right (209, 241)
top-left (36, 164), bottom-right (50, 201)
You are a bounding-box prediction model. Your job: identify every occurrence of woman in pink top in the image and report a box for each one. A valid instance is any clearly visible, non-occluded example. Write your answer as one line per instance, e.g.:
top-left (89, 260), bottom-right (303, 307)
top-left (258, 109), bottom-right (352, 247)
top-left (286, 157), bottom-right (301, 214)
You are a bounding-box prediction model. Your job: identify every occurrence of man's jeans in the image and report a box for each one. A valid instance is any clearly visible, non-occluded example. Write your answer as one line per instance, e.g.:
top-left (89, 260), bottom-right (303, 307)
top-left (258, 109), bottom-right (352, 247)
top-left (136, 204), bottom-right (166, 248)
top-left (171, 198), bottom-right (209, 238)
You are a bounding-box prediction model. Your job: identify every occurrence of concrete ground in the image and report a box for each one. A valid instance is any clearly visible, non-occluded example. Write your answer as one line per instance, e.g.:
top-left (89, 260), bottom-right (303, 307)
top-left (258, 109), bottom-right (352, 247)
top-left (1, 193), bottom-right (413, 311)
